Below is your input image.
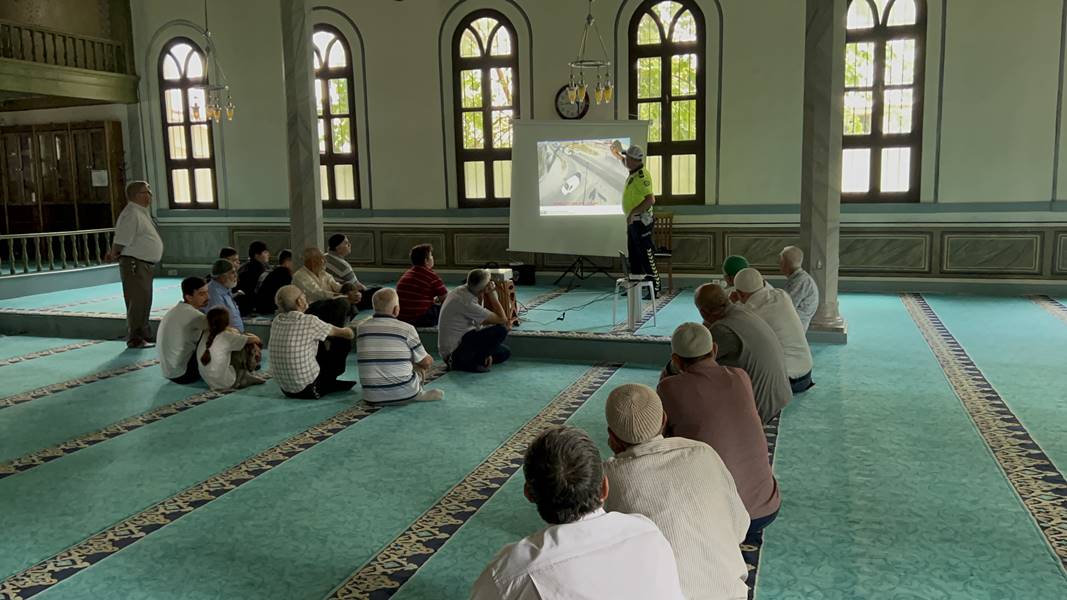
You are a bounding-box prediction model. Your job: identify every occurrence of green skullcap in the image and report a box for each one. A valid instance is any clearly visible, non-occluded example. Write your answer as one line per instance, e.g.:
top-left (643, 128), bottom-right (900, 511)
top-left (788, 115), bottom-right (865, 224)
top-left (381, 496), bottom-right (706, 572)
top-left (722, 255), bottom-right (749, 277)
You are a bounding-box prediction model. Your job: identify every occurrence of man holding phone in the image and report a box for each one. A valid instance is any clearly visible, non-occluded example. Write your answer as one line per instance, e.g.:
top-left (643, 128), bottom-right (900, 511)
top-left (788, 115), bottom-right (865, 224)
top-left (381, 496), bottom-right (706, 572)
top-left (437, 269), bottom-right (512, 373)
top-left (611, 142), bottom-right (661, 295)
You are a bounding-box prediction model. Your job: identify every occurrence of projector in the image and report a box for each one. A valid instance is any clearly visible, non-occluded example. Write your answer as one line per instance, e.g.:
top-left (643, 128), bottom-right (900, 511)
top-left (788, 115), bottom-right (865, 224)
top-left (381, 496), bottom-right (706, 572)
top-left (486, 268), bottom-right (514, 282)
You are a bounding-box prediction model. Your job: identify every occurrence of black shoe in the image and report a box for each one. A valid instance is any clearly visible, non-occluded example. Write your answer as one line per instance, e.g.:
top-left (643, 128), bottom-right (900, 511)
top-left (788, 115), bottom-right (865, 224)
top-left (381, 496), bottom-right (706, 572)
top-left (330, 379), bottom-right (358, 392)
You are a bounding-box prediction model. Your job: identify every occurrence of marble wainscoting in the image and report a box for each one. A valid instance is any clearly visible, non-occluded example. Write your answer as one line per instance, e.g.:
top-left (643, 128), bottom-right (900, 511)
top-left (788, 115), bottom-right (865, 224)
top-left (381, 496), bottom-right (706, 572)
top-left (157, 224), bottom-right (1067, 282)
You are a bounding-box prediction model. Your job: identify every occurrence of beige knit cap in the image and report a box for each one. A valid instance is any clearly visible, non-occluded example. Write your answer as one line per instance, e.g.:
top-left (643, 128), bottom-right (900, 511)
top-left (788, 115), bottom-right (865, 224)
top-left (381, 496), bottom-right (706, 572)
top-left (734, 267), bottom-right (765, 294)
top-left (605, 383), bottom-right (664, 445)
top-left (671, 322), bottom-right (714, 358)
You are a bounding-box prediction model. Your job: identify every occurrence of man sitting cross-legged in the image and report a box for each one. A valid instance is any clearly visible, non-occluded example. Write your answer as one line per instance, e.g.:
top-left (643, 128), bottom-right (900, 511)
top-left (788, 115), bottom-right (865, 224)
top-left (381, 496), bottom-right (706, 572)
top-left (734, 267), bottom-right (814, 393)
top-left (603, 383), bottom-right (750, 600)
top-left (438, 269), bottom-right (511, 372)
top-left (471, 426), bottom-right (685, 600)
top-left (325, 233), bottom-right (381, 311)
top-left (206, 259), bottom-right (245, 333)
top-left (694, 283), bottom-right (792, 423)
top-left (356, 288), bottom-right (444, 405)
top-left (256, 249), bottom-right (294, 315)
top-left (269, 285), bottom-right (356, 399)
top-left (396, 243), bottom-right (448, 327)
top-left (157, 276), bottom-right (209, 384)
top-left (235, 240), bottom-right (271, 316)
top-left (778, 245), bottom-right (819, 330)
top-left (657, 322), bottom-right (781, 546)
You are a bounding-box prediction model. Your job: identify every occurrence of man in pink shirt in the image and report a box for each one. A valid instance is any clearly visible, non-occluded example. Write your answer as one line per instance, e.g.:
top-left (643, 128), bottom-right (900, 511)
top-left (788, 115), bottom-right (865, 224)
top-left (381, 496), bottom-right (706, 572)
top-left (657, 322), bottom-right (781, 543)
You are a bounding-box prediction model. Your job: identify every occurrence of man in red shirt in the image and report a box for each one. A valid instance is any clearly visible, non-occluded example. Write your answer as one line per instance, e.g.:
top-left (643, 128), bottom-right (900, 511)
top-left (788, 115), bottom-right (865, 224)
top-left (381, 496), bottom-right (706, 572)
top-left (397, 244), bottom-right (449, 326)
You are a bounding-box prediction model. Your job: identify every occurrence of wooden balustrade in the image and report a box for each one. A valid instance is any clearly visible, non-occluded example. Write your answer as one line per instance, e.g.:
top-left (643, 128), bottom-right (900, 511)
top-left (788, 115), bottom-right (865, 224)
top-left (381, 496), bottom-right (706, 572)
top-left (0, 19), bottom-right (127, 74)
top-left (0, 228), bottom-right (115, 276)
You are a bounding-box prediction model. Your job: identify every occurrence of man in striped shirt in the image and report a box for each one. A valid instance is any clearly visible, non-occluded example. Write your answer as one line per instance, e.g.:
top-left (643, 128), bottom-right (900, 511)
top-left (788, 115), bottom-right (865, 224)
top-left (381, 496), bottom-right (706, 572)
top-left (356, 288), bottom-right (444, 404)
top-left (396, 243), bottom-right (448, 326)
top-left (325, 233), bottom-right (380, 311)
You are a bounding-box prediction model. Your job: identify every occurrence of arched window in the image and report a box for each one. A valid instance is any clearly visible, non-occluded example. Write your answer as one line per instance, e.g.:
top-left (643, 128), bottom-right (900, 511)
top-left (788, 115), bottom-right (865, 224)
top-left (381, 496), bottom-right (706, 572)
top-left (453, 11), bottom-right (519, 208)
top-left (313, 25), bottom-right (360, 206)
top-left (842, 0), bottom-right (925, 202)
top-left (159, 38), bottom-right (217, 207)
top-left (628, 0), bottom-right (705, 205)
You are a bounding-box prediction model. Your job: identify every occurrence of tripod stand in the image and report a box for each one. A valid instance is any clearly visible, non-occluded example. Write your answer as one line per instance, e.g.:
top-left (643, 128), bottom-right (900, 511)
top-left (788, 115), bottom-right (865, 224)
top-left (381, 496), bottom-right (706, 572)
top-left (553, 255), bottom-right (615, 286)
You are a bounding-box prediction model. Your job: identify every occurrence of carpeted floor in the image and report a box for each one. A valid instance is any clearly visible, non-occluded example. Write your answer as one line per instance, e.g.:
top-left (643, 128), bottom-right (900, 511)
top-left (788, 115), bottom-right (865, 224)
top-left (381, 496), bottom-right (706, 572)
top-left (1, 292), bottom-right (1065, 599)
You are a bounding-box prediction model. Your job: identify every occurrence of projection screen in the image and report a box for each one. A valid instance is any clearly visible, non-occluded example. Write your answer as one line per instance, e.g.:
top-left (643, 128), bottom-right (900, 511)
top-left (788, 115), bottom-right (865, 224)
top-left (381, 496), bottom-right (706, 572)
top-left (509, 120), bottom-right (648, 258)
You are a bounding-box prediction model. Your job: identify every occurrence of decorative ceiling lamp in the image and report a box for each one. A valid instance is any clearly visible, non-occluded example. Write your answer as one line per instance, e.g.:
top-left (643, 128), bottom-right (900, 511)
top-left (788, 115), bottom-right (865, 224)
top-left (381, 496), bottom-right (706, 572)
top-left (567, 0), bottom-right (612, 106)
top-left (190, 0), bottom-right (235, 123)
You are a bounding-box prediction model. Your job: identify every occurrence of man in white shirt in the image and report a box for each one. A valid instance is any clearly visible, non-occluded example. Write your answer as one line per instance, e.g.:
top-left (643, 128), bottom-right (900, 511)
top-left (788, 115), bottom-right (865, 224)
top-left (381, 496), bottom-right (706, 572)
top-left (106, 181), bottom-right (164, 348)
top-left (157, 277), bottom-right (209, 384)
top-left (293, 247), bottom-right (345, 304)
top-left (734, 267), bottom-right (814, 393)
top-left (269, 285), bottom-right (356, 399)
top-left (471, 426), bottom-right (685, 600)
top-left (778, 246), bottom-right (819, 330)
top-left (438, 269), bottom-right (511, 372)
top-left (603, 383), bottom-right (750, 600)
top-left (356, 288), bottom-right (443, 404)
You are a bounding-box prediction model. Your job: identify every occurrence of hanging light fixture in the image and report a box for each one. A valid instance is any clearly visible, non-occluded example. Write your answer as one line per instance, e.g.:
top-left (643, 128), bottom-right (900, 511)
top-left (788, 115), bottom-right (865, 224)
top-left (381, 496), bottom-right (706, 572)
top-left (567, 0), bottom-right (612, 107)
top-left (199, 0), bottom-right (235, 122)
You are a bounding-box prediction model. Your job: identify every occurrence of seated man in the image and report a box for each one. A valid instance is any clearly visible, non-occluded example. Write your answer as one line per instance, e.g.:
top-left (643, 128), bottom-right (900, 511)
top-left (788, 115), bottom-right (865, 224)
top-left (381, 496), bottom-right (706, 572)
top-left (269, 285), bottom-right (356, 399)
top-left (157, 276), bottom-right (209, 384)
top-left (219, 246), bottom-right (240, 270)
top-left (471, 426), bottom-right (685, 600)
top-left (657, 323), bottom-right (781, 545)
top-left (256, 249), bottom-right (294, 315)
top-left (734, 267), bottom-right (814, 393)
top-left (721, 255), bottom-right (749, 302)
top-left (603, 383), bottom-right (750, 600)
top-left (438, 269), bottom-right (511, 372)
top-left (779, 245), bottom-right (819, 330)
top-left (356, 288), bottom-right (444, 404)
top-left (694, 283), bottom-right (792, 423)
top-left (235, 240), bottom-right (271, 316)
top-left (205, 259), bottom-right (244, 333)
top-left (325, 233), bottom-right (381, 311)
top-left (396, 243), bottom-right (448, 327)
top-left (293, 247), bottom-right (354, 327)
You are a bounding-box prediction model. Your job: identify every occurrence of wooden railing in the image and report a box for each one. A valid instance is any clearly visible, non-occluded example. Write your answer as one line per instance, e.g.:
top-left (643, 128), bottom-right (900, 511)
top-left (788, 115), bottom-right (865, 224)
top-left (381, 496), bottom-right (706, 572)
top-left (0, 19), bottom-right (128, 74)
top-left (0, 228), bottom-right (115, 276)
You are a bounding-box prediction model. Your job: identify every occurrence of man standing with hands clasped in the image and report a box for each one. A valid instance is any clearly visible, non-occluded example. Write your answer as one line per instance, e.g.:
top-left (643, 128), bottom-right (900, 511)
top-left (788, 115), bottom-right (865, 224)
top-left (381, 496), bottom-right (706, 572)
top-left (106, 181), bottom-right (164, 349)
top-left (611, 141), bottom-right (661, 295)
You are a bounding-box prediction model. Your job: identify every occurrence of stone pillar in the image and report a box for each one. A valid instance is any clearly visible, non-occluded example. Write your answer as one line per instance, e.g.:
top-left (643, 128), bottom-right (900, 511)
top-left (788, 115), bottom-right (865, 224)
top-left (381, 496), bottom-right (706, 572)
top-left (279, 0), bottom-right (323, 259)
top-left (800, 0), bottom-right (847, 339)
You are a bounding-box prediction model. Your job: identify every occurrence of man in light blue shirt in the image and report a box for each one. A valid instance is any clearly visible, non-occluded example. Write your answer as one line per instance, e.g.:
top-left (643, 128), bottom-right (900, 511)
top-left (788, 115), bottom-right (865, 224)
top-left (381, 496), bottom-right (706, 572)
top-left (205, 259), bottom-right (244, 333)
top-left (778, 246), bottom-right (818, 330)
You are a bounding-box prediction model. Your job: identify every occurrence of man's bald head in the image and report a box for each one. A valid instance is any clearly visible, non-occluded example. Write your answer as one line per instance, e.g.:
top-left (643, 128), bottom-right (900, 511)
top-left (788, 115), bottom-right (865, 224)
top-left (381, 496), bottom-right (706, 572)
top-left (275, 285), bottom-right (306, 313)
top-left (694, 283), bottom-right (729, 323)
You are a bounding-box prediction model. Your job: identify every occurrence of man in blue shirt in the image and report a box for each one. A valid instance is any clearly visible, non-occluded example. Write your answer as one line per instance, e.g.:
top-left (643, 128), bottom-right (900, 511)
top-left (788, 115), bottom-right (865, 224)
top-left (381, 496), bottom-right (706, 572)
top-left (205, 259), bottom-right (244, 333)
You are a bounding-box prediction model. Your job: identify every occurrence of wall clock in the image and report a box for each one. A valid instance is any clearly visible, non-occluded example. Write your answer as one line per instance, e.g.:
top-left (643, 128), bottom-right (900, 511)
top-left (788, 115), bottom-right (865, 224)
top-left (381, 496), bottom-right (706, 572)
top-left (554, 85), bottom-right (590, 120)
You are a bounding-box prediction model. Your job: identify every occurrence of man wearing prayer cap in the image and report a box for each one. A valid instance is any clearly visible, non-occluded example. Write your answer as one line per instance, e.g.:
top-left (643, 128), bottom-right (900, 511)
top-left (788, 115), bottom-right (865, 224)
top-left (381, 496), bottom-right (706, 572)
top-left (692, 283), bottom-right (792, 422)
top-left (658, 323), bottom-right (782, 545)
top-left (734, 267), bottom-right (814, 393)
top-left (603, 383), bottom-right (750, 600)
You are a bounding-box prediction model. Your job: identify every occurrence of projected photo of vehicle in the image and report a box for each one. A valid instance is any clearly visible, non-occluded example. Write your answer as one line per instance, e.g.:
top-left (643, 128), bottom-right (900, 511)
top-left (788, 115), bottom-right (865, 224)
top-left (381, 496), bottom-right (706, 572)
top-left (537, 138), bottom-right (630, 216)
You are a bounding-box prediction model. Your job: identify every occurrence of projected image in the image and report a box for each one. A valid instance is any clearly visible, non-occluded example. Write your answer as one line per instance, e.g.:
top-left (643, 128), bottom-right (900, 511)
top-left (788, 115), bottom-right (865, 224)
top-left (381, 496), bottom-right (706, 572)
top-left (537, 138), bottom-right (630, 216)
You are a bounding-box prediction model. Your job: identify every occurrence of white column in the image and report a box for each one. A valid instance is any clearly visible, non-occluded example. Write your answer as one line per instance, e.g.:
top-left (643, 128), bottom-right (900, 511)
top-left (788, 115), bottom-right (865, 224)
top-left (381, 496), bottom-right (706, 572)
top-left (800, 0), bottom-right (847, 337)
top-left (279, 0), bottom-right (323, 259)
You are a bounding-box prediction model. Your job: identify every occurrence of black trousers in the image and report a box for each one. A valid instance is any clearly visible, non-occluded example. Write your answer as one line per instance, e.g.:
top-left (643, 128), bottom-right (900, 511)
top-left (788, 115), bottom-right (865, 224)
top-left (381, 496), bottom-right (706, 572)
top-left (357, 286), bottom-right (383, 312)
top-left (169, 353), bottom-right (201, 384)
top-left (283, 299), bottom-right (353, 398)
top-left (413, 303), bottom-right (441, 328)
top-left (627, 220), bottom-right (661, 292)
top-left (307, 298), bottom-right (350, 327)
top-left (449, 324), bottom-right (511, 372)
top-left (745, 509), bottom-right (779, 545)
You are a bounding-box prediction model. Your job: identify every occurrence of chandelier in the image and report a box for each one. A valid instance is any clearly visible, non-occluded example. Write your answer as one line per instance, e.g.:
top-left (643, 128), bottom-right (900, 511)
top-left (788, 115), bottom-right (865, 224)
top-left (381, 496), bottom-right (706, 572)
top-left (190, 0), bottom-right (235, 123)
top-left (566, 0), bottom-right (613, 106)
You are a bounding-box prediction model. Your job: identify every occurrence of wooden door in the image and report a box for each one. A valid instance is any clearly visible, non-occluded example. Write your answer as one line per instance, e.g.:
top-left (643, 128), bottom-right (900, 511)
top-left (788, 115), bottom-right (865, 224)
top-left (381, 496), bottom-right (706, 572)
top-left (71, 123), bottom-right (121, 229)
top-left (37, 128), bottom-right (78, 232)
top-left (2, 131), bottom-right (41, 234)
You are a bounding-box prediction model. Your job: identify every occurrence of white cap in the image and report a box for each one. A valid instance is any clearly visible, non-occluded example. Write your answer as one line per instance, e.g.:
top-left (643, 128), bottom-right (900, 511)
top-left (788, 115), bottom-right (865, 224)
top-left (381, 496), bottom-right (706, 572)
top-left (624, 145), bottom-right (644, 161)
top-left (734, 267), bottom-right (765, 294)
top-left (671, 322), bottom-right (714, 358)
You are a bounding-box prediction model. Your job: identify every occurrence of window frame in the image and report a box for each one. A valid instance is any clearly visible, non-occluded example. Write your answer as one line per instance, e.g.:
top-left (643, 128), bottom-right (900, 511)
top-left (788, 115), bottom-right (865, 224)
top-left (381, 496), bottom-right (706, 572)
top-left (452, 9), bottom-right (520, 209)
top-left (627, 0), bottom-right (706, 206)
top-left (843, 0), bottom-right (927, 203)
top-left (157, 37), bottom-right (218, 209)
top-left (313, 24), bottom-right (361, 207)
